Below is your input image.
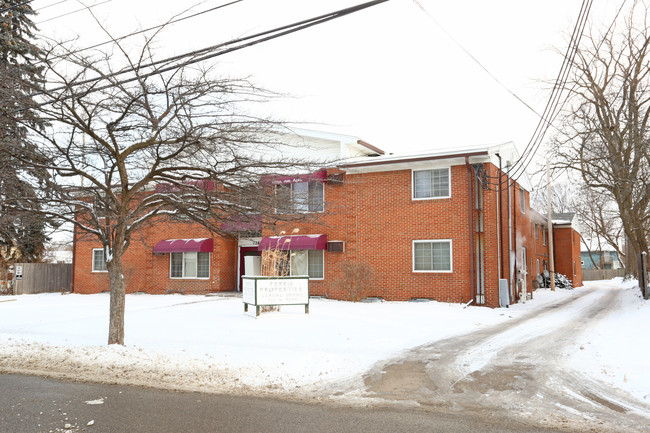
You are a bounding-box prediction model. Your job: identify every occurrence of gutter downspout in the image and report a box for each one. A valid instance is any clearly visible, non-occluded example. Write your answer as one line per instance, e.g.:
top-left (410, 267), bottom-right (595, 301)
top-left (466, 156), bottom-right (476, 303)
top-left (71, 217), bottom-right (77, 293)
top-left (497, 154), bottom-right (503, 280)
top-left (507, 163), bottom-right (513, 303)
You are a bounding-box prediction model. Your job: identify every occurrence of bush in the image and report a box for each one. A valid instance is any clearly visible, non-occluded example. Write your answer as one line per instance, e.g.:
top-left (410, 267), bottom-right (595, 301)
top-left (341, 261), bottom-right (374, 302)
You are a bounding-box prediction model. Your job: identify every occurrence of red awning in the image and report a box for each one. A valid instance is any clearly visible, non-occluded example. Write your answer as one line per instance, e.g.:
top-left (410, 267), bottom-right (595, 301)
top-left (153, 238), bottom-right (214, 253)
top-left (221, 214), bottom-right (262, 232)
top-left (260, 170), bottom-right (327, 186)
top-left (258, 234), bottom-right (327, 251)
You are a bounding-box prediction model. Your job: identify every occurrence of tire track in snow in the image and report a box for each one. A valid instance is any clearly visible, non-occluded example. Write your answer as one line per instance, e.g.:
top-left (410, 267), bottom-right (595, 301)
top-left (362, 287), bottom-right (650, 432)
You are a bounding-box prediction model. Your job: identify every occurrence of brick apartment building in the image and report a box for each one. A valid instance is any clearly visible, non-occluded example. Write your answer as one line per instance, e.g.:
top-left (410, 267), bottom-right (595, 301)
top-left (73, 129), bottom-right (582, 307)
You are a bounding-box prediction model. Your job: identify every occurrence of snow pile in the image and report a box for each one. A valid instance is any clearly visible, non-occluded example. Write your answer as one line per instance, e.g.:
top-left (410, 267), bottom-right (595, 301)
top-left (0, 293), bottom-right (512, 396)
top-left (0, 281), bottom-right (648, 404)
top-left (569, 278), bottom-right (650, 402)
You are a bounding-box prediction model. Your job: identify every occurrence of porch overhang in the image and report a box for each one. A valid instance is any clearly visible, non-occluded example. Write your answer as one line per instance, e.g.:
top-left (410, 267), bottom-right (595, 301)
top-left (260, 170), bottom-right (327, 186)
top-left (258, 234), bottom-right (327, 251)
top-left (153, 238), bottom-right (214, 253)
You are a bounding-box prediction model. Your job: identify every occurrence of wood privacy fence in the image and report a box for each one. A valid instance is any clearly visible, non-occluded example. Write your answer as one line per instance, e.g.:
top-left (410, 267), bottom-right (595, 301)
top-left (13, 263), bottom-right (73, 294)
top-left (582, 268), bottom-right (626, 281)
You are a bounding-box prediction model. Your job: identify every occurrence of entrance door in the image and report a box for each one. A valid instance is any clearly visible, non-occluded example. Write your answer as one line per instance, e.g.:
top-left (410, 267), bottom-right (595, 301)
top-left (239, 247), bottom-right (261, 291)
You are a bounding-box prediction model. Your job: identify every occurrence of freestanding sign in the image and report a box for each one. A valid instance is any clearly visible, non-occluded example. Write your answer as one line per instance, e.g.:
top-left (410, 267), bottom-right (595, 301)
top-left (242, 276), bottom-right (309, 316)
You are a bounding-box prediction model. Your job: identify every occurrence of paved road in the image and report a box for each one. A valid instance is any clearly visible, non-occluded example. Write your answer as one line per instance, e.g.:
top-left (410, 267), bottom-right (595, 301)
top-left (362, 287), bottom-right (650, 433)
top-left (1, 373), bottom-right (565, 433)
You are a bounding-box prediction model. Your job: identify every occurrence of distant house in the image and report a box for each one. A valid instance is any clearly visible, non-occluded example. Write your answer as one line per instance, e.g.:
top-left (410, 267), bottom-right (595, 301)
top-left (551, 213), bottom-right (584, 283)
top-left (72, 129), bottom-right (582, 307)
top-left (581, 250), bottom-right (622, 270)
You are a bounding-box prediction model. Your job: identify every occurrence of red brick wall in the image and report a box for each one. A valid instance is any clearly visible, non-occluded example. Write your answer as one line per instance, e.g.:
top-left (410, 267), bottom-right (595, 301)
top-left (270, 163), bottom-right (537, 307)
top-left (73, 218), bottom-right (237, 295)
top-left (73, 162), bottom-right (577, 306)
top-left (553, 227), bottom-right (583, 287)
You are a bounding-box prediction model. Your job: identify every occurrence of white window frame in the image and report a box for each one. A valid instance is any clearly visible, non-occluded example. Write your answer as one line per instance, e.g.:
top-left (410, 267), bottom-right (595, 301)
top-left (276, 181), bottom-right (325, 214)
top-left (520, 188), bottom-right (526, 214)
top-left (412, 239), bottom-right (453, 273)
top-left (169, 252), bottom-right (210, 279)
top-left (92, 248), bottom-right (108, 272)
top-left (290, 249), bottom-right (324, 280)
top-left (412, 167), bottom-right (451, 201)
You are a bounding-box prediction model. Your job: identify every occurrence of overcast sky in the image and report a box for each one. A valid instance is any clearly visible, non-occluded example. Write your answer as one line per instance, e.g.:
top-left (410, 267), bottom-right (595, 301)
top-left (35, 0), bottom-right (626, 158)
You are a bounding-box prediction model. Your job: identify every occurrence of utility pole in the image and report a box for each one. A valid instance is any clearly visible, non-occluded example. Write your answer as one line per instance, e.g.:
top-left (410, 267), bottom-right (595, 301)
top-left (546, 161), bottom-right (556, 291)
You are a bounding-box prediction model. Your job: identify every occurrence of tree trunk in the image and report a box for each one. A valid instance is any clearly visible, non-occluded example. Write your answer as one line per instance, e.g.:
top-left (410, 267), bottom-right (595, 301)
top-left (107, 254), bottom-right (126, 345)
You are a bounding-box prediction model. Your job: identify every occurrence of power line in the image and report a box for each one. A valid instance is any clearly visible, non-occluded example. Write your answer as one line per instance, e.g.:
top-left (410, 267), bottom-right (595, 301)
top-left (39, 0), bottom-right (391, 98)
top-left (410, 0), bottom-right (592, 192)
top-left (41, 0), bottom-right (244, 63)
top-left (0, 0), bottom-right (34, 14)
top-left (476, 0), bottom-right (593, 193)
top-left (507, 0), bottom-right (629, 188)
top-left (411, 0), bottom-right (544, 121)
top-left (3, 0), bottom-right (391, 113)
top-left (504, 0), bottom-right (593, 182)
top-left (34, 0), bottom-right (110, 25)
top-left (0, 0), bottom-right (105, 40)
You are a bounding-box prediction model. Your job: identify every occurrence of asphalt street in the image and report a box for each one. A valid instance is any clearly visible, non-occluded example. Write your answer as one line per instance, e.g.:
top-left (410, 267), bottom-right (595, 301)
top-left (0, 374), bottom-right (563, 433)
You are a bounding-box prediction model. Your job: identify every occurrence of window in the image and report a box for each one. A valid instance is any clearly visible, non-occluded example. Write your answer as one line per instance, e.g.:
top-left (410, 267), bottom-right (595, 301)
top-left (276, 181), bottom-right (324, 213)
top-left (170, 252), bottom-right (210, 279)
top-left (412, 168), bottom-right (450, 200)
top-left (290, 250), bottom-right (324, 279)
top-left (92, 248), bottom-right (107, 272)
top-left (543, 229), bottom-right (547, 246)
top-left (520, 189), bottom-right (526, 214)
top-left (535, 224), bottom-right (539, 239)
top-left (536, 259), bottom-right (540, 276)
top-left (413, 240), bottom-right (452, 272)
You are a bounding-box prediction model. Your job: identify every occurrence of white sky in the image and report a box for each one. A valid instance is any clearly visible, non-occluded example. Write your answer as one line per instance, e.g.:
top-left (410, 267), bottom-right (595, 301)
top-left (34, 0), bottom-right (626, 158)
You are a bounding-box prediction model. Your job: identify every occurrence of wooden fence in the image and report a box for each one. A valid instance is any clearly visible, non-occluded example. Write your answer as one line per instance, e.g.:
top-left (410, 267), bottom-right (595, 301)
top-left (13, 263), bottom-right (73, 295)
top-left (582, 268), bottom-right (626, 281)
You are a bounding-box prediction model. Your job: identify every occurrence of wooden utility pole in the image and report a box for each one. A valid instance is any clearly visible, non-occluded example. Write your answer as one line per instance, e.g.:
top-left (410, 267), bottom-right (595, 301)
top-left (547, 161), bottom-right (556, 291)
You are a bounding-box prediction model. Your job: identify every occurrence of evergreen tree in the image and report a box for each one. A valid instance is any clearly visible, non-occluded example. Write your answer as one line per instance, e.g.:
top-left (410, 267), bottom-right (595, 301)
top-left (0, 0), bottom-right (49, 263)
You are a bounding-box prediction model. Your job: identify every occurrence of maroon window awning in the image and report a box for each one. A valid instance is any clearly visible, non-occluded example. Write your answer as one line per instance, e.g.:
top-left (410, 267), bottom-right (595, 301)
top-left (221, 214), bottom-right (262, 232)
top-left (260, 170), bottom-right (327, 186)
top-left (258, 234), bottom-right (327, 251)
top-left (153, 238), bottom-right (214, 253)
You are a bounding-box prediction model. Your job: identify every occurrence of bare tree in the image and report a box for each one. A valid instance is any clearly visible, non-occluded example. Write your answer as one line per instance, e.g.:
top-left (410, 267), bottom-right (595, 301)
top-left (576, 186), bottom-right (625, 270)
top-left (531, 181), bottom-right (625, 269)
top-left (530, 181), bottom-right (579, 214)
top-left (9, 32), bottom-right (316, 344)
top-left (552, 1), bottom-right (650, 277)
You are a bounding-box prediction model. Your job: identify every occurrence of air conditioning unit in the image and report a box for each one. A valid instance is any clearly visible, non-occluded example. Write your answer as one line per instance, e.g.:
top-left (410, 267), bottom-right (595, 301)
top-left (327, 241), bottom-right (345, 253)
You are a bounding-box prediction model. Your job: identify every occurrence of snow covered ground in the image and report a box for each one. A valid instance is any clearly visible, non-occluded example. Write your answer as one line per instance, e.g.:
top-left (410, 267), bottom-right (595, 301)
top-left (0, 278), bottom-right (647, 404)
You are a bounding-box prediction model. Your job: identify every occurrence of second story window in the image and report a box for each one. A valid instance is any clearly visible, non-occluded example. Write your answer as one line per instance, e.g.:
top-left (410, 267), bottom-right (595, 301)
top-left (413, 168), bottom-right (450, 200)
top-left (520, 189), bottom-right (526, 214)
top-left (277, 181), bottom-right (324, 213)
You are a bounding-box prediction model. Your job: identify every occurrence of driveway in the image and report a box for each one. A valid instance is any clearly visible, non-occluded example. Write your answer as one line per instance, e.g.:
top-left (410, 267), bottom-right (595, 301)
top-left (360, 287), bottom-right (650, 432)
